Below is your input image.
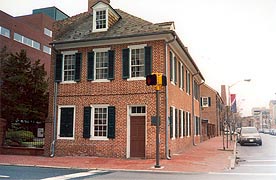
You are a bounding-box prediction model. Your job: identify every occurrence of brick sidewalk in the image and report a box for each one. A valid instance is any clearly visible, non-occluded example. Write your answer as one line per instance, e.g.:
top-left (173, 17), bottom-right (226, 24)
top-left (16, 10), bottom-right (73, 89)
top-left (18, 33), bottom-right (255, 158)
top-left (0, 136), bottom-right (234, 173)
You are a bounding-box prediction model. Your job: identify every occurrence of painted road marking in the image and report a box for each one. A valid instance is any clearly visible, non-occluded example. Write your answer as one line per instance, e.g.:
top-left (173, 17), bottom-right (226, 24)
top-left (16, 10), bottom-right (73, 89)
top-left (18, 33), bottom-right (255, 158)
top-left (40, 170), bottom-right (106, 180)
top-left (209, 172), bottom-right (276, 176)
top-left (0, 175), bottom-right (9, 178)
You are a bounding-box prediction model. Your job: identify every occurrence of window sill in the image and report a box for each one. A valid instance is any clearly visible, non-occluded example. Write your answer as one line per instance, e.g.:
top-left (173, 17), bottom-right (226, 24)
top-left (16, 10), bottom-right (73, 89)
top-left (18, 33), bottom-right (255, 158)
top-left (127, 77), bottom-right (146, 81)
top-left (92, 79), bottom-right (111, 83)
top-left (90, 137), bottom-right (109, 141)
top-left (60, 81), bottom-right (77, 84)
top-left (57, 137), bottom-right (74, 140)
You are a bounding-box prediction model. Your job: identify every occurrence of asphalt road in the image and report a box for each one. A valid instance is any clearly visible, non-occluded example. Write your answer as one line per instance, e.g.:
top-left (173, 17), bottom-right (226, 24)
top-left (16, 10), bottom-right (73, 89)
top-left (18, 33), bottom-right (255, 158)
top-left (0, 134), bottom-right (275, 180)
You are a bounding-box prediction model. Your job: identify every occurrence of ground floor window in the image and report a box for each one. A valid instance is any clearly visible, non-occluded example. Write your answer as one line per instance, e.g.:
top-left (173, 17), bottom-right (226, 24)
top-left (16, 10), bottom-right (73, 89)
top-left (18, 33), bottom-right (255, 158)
top-left (58, 106), bottom-right (75, 139)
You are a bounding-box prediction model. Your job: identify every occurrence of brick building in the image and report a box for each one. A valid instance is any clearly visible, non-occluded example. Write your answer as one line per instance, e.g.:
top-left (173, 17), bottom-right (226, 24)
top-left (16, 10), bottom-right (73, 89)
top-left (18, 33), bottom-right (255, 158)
top-left (200, 84), bottom-right (224, 141)
top-left (45, 0), bottom-right (205, 159)
top-left (0, 7), bottom-right (68, 77)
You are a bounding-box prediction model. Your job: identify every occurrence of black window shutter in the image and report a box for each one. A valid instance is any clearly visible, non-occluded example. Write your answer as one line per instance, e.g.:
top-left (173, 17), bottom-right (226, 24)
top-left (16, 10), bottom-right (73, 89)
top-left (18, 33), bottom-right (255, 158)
top-left (175, 108), bottom-right (178, 138)
top-left (200, 97), bottom-right (203, 107)
top-left (144, 46), bottom-right (152, 76)
top-left (108, 106), bottom-right (116, 139)
top-left (170, 52), bottom-right (173, 81)
top-left (208, 97), bottom-right (211, 107)
top-left (183, 111), bottom-right (186, 136)
top-left (170, 107), bottom-right (173, 138)
top-left (122, 48), bottom-right (129, 79)
top-left (83, 107), bottom-right (91, 138)
top-left (75, 53), bottom-right (82, 82)
top-left (60, 108), bottom-right (74, 137)
top-left (108, 50), bottom-right (115, 80)
top-left (55, 54), bottom-right (63, 82)
top-left (179, 110), bottom-right (181, 137)
top-left (87, 52), bottom-right (94, 80)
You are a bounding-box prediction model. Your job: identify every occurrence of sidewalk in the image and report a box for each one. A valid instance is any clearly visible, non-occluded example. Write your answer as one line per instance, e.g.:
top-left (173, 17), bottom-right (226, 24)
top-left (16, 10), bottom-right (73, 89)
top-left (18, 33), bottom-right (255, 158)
top-left (0, 136), bottom-right (234, 173)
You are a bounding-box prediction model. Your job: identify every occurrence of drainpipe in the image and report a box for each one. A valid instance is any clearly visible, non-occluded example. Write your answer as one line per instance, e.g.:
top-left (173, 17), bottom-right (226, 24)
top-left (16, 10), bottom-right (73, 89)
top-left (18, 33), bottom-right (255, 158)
top-left (50, 82), bottom-right (58, 157)
top-left (191, 72), bottom-right (201, 146)
top-left (198, 80), bottom-right (205, 143)
top-left (50, 46), bottom-right (58, 157)
top-left (165, 35), bottom-right (176, 160)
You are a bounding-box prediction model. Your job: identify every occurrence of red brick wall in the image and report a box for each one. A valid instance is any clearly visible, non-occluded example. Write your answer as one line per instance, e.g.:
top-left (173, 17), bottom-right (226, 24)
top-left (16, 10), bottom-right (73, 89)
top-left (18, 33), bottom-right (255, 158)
top-left (0, 118), bottom-right (7, 153)
top-left (45, 39), bottom-right (201, 158)
top-left (201, 84), bottom-right (220, 136)
top-left (0, 11), bottom-right (53, 77)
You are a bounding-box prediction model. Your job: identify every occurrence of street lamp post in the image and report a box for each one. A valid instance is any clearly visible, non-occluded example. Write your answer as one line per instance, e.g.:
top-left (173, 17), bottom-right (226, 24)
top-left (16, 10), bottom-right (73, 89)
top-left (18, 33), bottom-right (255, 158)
top-left (226, 79), bottom-right (251, 144)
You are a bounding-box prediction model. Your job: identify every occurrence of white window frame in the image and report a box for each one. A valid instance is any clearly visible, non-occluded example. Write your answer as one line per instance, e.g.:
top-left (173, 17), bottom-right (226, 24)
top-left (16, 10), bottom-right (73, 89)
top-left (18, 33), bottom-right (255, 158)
top-left (44, 28), bottom-right (52, 37)
top-left (172, 106), bottom-right (176, 139)
top-left (93, 48), bottom-right (110, 82)
top-left (187, 112), bottom-right (190, 137)
top-left (93, 8), bottom-right (108, 32)
top-left (180, 62), bottom-right (184, 90)
top-left (202, 97), bottom-right (209, 108)
top-left (57, 105), bottom-right (76, 140)
top-left (170, 51), bottom-right (177, 85)
top-left (13, 32), bottom-right (40, 50)
top-left (90, 104), bottom-right (109, 141)
top-left (61, 50), bottom-right (78, 84)
top-left (0, 26), bottom-right (10, 38)
top-left (127, 44), bottom-right (147, 81)
top-left (43, 45), bottom-right (52, 55)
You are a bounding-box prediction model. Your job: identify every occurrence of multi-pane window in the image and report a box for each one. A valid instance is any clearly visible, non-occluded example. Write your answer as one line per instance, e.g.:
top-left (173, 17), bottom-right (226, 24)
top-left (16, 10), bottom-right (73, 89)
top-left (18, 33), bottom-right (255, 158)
top-left (13, 33), bottom-right (40, 50)
top-left (63, 54), bottom-right (75, 81)
top-left (0, 26), bottom-right (10, 38)
top-left (131, 48), bottom-right (145, 78)
top-left (44, 28), bottom-right (52, 37)
top-left (201, 97), bottom-right (211, 107)
top-left (96, 10), bottom-right (107, 29)
top-left (131, 106), bottom-right (146, 114)
top-left (93, 107), bottom-right (108, 138)
top-left (95, 51), bottom-right (108, 80)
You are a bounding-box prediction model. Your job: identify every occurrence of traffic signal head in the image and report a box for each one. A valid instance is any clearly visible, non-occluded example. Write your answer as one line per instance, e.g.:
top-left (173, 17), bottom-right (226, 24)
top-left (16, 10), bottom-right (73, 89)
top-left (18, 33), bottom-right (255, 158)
top-left (146, 74), bottom-right (157, 86)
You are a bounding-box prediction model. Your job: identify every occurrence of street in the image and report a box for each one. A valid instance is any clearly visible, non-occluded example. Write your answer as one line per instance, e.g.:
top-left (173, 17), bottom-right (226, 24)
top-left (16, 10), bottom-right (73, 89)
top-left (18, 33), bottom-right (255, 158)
top-left (0, 134), bottom-right (275, 180)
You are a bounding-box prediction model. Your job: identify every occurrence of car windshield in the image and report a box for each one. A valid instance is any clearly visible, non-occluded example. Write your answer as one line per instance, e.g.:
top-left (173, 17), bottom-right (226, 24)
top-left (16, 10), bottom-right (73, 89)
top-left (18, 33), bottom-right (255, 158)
top-left (242, 128), bottom-right (258, 134)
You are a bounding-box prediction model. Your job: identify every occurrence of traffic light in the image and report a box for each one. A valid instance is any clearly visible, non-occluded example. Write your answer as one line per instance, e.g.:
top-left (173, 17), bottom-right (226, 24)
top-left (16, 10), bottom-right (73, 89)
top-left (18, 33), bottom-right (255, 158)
top-left (146, 73), bottom-right (167, 87)
top-left (146, 74), bottom-right (157, 86)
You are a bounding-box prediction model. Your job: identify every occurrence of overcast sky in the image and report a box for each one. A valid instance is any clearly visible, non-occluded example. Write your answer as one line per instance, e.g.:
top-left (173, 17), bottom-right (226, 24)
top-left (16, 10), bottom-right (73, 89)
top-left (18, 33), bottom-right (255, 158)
top-left (1, 0), bottom-right (276, 116)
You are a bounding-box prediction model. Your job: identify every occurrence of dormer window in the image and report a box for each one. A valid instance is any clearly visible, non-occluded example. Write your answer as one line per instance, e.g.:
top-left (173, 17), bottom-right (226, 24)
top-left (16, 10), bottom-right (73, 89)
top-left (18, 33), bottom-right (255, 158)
top-left (91, 1), bottom-right (121, 33)
top-left (96, 10), bottom-right (107, 30)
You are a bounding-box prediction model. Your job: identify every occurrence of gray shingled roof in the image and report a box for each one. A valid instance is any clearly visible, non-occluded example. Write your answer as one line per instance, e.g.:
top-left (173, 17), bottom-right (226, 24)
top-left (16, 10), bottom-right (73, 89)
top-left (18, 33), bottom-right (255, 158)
top-left (53, 9), bottom-right (174, 43)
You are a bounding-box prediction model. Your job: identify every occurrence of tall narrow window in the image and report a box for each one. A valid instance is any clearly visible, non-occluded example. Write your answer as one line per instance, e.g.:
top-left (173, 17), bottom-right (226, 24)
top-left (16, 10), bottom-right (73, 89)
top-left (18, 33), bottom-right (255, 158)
top-left (58, 106), bottom-right (75, 139)
top-left (64, 54), bottom-right (76, 82)
top-left (96, 10), bottom-right (107, 29)
top-left (93, 107), bottom-right (108, 138)
top-left (131, 48), bottom-right (145, 78)
top-left (95, 51), bottom-right (108, 80)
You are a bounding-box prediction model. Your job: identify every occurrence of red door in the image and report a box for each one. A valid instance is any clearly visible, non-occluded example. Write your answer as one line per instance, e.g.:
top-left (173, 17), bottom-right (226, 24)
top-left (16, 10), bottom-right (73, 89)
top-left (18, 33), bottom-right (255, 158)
top-left (130, 116), bottom-right (145, 158)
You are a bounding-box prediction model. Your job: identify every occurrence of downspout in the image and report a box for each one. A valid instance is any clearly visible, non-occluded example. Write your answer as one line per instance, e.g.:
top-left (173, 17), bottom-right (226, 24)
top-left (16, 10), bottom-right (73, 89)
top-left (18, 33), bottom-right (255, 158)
top-left (165, 35), bottom-right (176, 160)
top-left (50, 82), bottom-right (58, 157)
top-left (198, 80), bottom-right (205, 143)
top-left (50, 46), bottom-right (58, 157)
top-left (191, 72), bottom-right (201, 146)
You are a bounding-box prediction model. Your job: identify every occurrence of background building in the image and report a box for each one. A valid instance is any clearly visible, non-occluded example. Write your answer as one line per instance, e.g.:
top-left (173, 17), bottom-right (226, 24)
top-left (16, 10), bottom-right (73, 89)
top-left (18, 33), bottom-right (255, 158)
top-left (0, 7), bottom-right (69, 77)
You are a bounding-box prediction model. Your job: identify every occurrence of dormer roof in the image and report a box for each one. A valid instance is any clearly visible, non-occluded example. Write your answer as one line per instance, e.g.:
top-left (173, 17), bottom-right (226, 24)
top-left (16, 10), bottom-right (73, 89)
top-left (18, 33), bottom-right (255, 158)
top-left (52, 9), bottom-right (174, 44)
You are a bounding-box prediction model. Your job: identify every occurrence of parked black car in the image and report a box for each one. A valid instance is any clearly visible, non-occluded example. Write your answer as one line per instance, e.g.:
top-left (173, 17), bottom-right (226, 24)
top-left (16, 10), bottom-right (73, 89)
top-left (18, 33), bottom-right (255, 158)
top-left (239, 127), bottom-right (262, 146)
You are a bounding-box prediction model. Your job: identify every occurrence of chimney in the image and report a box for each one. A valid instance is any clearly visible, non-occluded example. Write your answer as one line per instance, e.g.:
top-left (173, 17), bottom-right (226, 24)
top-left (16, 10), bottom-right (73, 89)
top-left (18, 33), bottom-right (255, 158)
top-left (221, 85), bottom-right (227, 105)
top-left (88, 0), bottom-right (110, 13)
